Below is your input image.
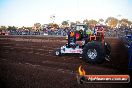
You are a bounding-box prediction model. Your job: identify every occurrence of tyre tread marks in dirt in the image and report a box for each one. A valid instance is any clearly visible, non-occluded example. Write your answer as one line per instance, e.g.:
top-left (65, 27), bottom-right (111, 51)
top-left (82, 41), bottom-right (105, 64)
top-left (104, 42), bottom-right (111, 56)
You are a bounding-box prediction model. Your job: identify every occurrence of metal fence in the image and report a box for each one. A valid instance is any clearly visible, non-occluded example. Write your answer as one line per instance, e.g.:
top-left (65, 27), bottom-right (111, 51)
top-left (1, 28), bottom-right (132, 38)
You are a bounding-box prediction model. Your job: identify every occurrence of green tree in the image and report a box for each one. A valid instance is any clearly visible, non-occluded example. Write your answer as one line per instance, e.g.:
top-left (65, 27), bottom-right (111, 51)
top-left (48, 23), bottom-right (59, 30)
top-left (62, 21), bottom-right (69, 25)
top-left (83, 19), bottom-right (89, 25)
top-left (0, 26), bottom-right (7, 30)
top-left (83, 19), bottom-right (89, 26)
top-left (120, 18), bottom-right (132, 28)
top-left (76, 21), bottom-right (81, 24)
top-left (98, 18), bottom-right (104, 24)
top-left (88, 19), bottom-right (98, 29)
top-left (105, 17), bottom-right (118, 28)
top-left (61, 21), bottom-right (69, 28)
top-left (70, 22), bottom-right (76, 29)
top-left (7, 26), bottom-right (17, 31)
top-left (83, 19), bottom-right (98, 29)
top-left (33, 23), bottom-right (41, 31)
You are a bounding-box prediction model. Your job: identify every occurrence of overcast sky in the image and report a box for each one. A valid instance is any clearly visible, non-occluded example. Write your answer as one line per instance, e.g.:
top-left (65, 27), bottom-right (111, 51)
top-left (0, 0), bottom-right (132, 27)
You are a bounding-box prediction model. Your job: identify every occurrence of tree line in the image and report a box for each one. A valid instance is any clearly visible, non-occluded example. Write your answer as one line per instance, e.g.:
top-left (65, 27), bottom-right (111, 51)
top-left (0, 17), bottom-right (132, 31)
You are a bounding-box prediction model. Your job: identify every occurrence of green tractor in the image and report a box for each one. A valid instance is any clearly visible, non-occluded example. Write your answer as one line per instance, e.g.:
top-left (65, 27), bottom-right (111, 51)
top-left (55, 24), bottom-right (111, 64)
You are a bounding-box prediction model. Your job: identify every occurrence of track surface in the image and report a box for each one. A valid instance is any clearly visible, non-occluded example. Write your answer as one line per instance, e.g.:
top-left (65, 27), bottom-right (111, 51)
top-left (0, 36), bottom-right (131, 88)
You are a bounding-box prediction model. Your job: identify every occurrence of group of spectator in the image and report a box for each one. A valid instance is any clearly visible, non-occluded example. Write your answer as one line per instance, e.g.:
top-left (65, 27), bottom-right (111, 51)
top-left (0, 27), bottom-right (70, 36)
top-left (0, 26), bottom-right (132, 38)
top-left (105, 27), bottom-right (132, 37)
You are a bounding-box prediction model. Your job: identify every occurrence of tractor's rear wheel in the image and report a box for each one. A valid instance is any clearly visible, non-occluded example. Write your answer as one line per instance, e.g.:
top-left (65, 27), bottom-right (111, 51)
top-left (82, 41), bottom-right (105, 64)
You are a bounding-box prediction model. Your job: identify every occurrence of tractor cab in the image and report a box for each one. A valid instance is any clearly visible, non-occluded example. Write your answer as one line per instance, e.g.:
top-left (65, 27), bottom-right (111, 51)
top-left (75, 24), bottom-right (89, 40)
top-left (75, 24), bottom-right (88, 33)
top-left (67, 24), bottom-right (89, 48)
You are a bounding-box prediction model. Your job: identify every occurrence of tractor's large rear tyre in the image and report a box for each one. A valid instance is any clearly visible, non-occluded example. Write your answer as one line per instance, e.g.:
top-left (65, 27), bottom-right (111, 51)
top-left (82, 41), bottom-right (105, 64)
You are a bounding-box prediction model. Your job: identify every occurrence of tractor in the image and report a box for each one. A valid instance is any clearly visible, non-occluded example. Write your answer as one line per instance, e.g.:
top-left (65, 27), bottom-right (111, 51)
top-left (55, 24), bottom-right (111, 63)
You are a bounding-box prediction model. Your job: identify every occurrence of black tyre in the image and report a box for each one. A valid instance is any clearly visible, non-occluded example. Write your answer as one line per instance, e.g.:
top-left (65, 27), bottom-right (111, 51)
top-left (82, 41), bottom-right (105, 64)
top-left (55, 48), bottom-right (61, 56)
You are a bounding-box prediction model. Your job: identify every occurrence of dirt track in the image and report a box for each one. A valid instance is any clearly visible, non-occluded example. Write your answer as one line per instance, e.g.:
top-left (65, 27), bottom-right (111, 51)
top-left (0, 36), bottom-right (131, 88)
